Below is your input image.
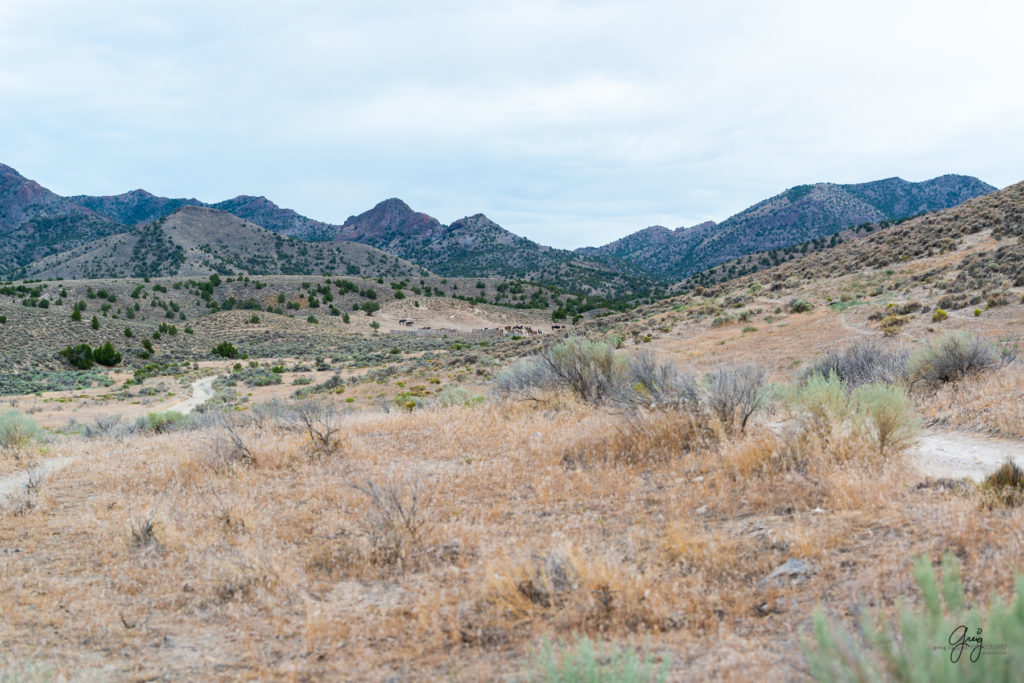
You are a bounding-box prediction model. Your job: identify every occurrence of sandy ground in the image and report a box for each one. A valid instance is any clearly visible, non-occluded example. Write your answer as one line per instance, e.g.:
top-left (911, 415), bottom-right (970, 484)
top-left (167, 376), bottom-right (215, 414)
top-left (913, 429), bottom-right (1024, 481)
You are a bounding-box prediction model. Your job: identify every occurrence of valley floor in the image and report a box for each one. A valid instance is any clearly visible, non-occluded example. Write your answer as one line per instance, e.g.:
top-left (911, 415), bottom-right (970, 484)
top-left (3, 263), bottom-right (1024, 680)
top-left (2, 396), bottom-right (1024, 680)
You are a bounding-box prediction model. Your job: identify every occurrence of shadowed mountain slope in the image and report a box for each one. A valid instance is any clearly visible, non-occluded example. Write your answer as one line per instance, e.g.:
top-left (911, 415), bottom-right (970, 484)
top-left (579, 175), bottom-right (996, 280)
top-left (23, 205), bottom-right (426, 280)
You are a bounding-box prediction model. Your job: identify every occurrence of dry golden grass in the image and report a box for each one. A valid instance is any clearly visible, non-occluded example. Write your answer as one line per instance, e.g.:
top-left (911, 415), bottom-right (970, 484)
top-left (3, 390), bottom-right (1024, 680)
top-left (918, 362), bottom-right (1024, 438)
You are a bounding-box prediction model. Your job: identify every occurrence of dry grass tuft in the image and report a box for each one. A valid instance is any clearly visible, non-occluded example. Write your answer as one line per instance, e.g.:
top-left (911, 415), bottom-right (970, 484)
top-left (981, 460), bottom-right (1024, 508)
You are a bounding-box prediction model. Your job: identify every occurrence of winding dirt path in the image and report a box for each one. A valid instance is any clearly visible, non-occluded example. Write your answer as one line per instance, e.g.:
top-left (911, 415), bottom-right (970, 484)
top-left (0, 376), bottom-right (217, 506)
top-left (913, 429), bottom-right (1024, 482)
top-left (167, 376), bottom-right (216, 414)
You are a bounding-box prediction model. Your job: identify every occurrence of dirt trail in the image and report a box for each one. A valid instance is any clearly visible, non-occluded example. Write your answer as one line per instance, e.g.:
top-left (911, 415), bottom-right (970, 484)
top-left (913, 429), bottom-right (1024, 482)
top-left (0, 376), bottom-right (217, 507)
top-left (167, 376), bottom-right (216, 414)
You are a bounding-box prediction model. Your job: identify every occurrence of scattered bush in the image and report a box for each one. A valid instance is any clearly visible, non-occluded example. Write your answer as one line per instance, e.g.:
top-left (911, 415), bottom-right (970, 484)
top-left (981, 460), bottom-right (1024, 507)
top-left (234, 368), bottom-right (282, 387)
top-left (142, 411), bottom-right (186, 434)
top-left (789, 299), bottom-right (813, 313)
top-left (911, 332), bottom-right (1015, 386)
top-left (505, 336), bottom-right (624, 405)
top-left (704, 364), bottom-right (766, 434)
top-left (533, 636), bottom-right (670, 683)
top-left (931, 308), bottom-right (948, 322)
top-left (436, 385), bottom-right (484, 408)
top-left (615, 351), bottom-right (700, 413)
top-left (81, 415), bottom-right (128, 439)
top-left (498, 342), bottom-right (766, 433)
top-left (786, 373), bottom-right (919, 459)
top-left (92, 342), bottom-right (122, 367)
top-left (0, 410), bottom-right (40, 450)
top-left (880, 314), bottom-right (909, 336)
top-left (802, 340), bottom-right (909, 388)
top-left (212, 341), bottom-right (240, 359)
top-left (350, 476), bottom-right (433, 572)
top-left (851, 382), bottom-right (919, 457)
top-left (805, 553), bottom-right (1024, 681)
top-left (59, 343), bottom-right (94, 370)
top-left (296, 400), bottom-right (345, 460)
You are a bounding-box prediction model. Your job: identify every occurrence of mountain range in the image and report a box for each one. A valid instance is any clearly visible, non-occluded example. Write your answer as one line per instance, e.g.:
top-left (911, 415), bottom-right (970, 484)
top-left (0, 163), bottom-right (997, 294)
top-left (576, 175), bottom-right (997, 280)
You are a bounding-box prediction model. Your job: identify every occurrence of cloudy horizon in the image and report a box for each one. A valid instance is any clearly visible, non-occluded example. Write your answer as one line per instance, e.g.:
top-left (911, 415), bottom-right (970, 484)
top-left (2, 0), bottom-right (1022, 249)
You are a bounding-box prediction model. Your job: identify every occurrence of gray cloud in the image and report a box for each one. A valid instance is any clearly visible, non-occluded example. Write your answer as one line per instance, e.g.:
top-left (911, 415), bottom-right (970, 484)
top-left (2, 0), bottom-right (1022, 248)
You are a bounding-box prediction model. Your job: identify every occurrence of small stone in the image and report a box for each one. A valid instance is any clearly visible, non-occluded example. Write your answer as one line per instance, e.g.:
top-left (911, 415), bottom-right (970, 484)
top-left (763, 558), bottom-right (814, 586)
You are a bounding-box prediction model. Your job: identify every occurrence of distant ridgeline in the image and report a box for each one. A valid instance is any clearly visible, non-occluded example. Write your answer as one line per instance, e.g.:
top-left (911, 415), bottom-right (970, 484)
top-left (0, 162), bottom-right (995, 308)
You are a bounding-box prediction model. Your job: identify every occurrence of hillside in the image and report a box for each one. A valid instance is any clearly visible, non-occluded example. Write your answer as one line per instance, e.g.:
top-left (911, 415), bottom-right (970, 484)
top-left (210, 195), bottom-right (339, 241)
top-left (694, 179), bottom-right (1024, 306)
top-left (13, 167), bottom-right (651, 296)
top-left (68, 189), bottom-right (204, 226)
top-left (579, 174), bottom-right (996, 280)
top-left (0, 164), bottom-right (124, 275)
top-left (23, 205), bottom-right (426, 280)
top-left (336, 199), bottom-right (656, 298)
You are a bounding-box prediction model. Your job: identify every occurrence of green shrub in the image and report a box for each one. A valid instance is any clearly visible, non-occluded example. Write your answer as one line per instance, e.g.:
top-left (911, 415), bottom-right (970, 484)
top-left (93, 342), bottom-right (122, 367)
top-left (851, 382), bottom-right (919, 456)
top-left (532, 636), bottom-right (670, 682)
top-left (0, 409), bottom-right (40, 449)
top-left (212, 341), bottom-right (240, 359)
top-left (932, 308), bottom-right (948, 322)
top-left (59, 343), bottom-right (94, 370)
top-left (787, 374), bottom-right (918, 456)
top-left (0, 315), bottom-right (6, 324)
top-left (805, 553), bottom-right (1024, 681)
top-left (790, 298), bottom-right (814, 313)
top-left (234, 368), bottom-right (283, 387)
top-left (786, 372), bottom-right (851, 437)
top-left (437, 385), bottom-right (485, 408)
top-left (144, 411), bottom-right (186, 433)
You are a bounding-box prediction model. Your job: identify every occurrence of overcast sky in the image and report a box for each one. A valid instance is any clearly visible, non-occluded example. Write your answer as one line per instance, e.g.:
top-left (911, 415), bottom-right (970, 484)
top-left (2, 0), bottom-right (1022, 248)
